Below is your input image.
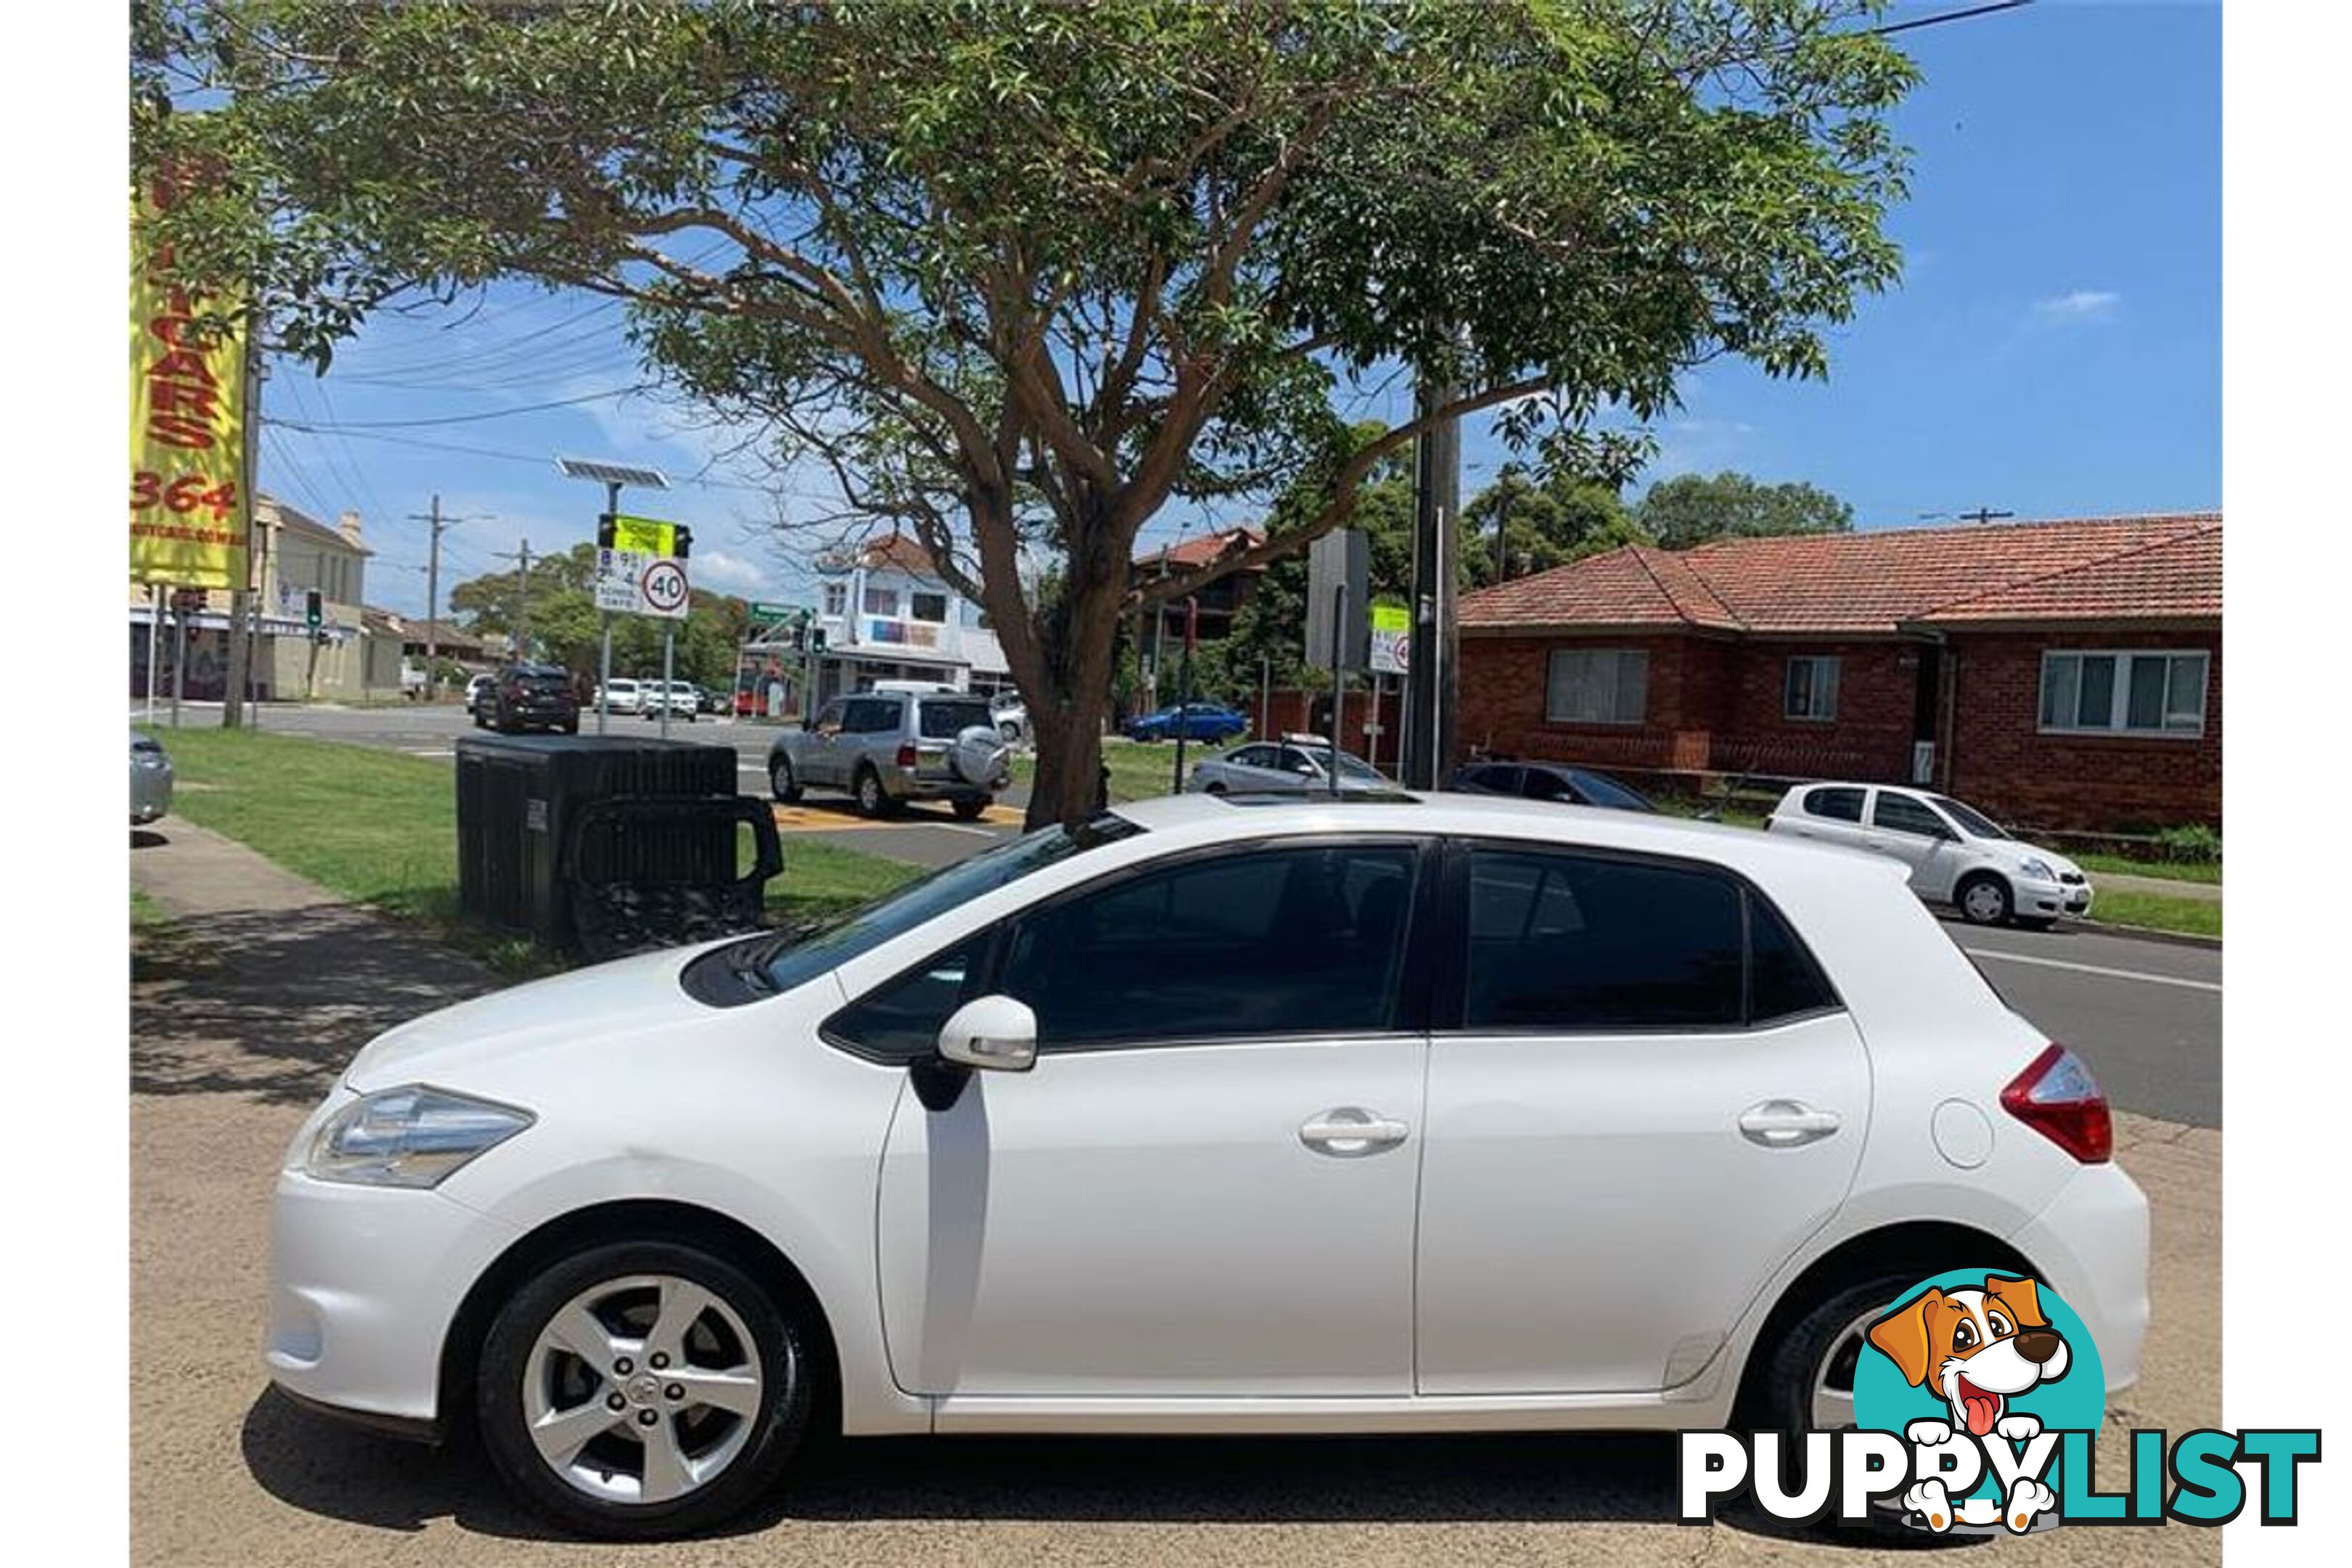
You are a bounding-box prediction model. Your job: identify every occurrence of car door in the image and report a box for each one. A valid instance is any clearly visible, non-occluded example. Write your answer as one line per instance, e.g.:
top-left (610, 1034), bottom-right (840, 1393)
top-left (871, 838), bottom-right (1433, 1397)
top-left (803, 698), bottom-right (850, 785)
top-left (1455, 764), bottom-right (1522, 796)
top-left (1415, 841), bottom-right (1868, 1395)
top-left (1778, 784), bottom-right (1869, 850)
top-left (1862, 788), bottom-right (1965, 899)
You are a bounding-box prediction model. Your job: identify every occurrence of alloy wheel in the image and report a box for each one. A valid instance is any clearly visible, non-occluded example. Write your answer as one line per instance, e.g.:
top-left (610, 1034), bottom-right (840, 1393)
top-left (1808, 1302), bottom-right (1880, 1431)
top-left (521, 1273), bottom-right (764, 1506)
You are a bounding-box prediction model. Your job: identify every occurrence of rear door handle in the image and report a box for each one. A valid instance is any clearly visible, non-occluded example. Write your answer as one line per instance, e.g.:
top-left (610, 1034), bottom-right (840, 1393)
top-left (1738, 1099), bottom-right (1842, 1148)
top-left (1299, 1107), bottom-right (1410, 1156)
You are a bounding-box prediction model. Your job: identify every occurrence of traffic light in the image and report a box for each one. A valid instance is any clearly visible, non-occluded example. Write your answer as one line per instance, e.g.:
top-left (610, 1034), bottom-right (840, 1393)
top-left (809, 626), bottom-right (828, 653)
top-left (788, 623), bottom-right (807, 652)
top-left (304, 589), bottom-right (323, 628)
top-left (596, 513), bottom-right (616, 550)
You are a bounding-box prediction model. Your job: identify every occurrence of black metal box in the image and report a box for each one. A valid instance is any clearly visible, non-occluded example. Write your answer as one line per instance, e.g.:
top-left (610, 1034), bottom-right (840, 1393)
top-left (454, 734), bottom-right (743, 951)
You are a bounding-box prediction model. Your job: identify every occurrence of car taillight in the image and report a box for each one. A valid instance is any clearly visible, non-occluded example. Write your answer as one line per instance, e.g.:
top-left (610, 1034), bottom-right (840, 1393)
top-left (2000, 1043), bottom-right (2111, 1164)
top-left (896, 741), bottom-right (918, 767)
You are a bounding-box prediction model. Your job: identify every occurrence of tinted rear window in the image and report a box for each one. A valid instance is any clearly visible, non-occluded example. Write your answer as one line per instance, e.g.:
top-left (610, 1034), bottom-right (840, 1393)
top-left (918, 700), bottom-right (995, 738)
top-left (1803, 786), bottom-right (1865, 822)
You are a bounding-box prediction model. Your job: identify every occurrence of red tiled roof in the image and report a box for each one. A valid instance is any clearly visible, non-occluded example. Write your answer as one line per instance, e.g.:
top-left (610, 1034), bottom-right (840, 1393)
top-left (1906, 522), bottom-right (2220, 625)
top-left (847, 534), bottom-right (942, 575)
top-left (1460, 513), bottom-right (2220, 634)
top-left (1134, 527), bottom-right (1265, 571)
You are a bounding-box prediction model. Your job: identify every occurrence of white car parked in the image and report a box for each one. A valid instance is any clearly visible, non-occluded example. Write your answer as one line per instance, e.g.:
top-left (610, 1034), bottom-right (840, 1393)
top-left (595, 677), bottom-right (645, 716)
top-left (1765, 782), bottom-right (2091, 928)
top-left (266, 793), bottom-right (2144, 1538)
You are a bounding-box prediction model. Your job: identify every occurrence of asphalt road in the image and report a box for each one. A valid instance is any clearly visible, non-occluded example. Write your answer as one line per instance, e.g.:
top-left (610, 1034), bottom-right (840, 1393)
top-left (155, 700), bottom-right (2222, 1122)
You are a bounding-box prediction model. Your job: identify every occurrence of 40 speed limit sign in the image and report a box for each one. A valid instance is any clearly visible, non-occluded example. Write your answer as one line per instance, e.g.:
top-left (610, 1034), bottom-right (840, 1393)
top-left (640, 557), bottom-right (690, 618)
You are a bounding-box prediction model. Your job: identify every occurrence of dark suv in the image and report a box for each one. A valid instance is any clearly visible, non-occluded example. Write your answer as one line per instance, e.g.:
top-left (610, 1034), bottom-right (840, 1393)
top-left (477, 663), bottom-right (580, 735)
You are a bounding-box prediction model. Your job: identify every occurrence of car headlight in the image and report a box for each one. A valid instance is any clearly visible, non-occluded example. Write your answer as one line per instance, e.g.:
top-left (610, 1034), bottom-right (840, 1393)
top-left (2019, 857), bottom-right (2057, 881)
top-left (305, 1085), bottom-right (534, 1188)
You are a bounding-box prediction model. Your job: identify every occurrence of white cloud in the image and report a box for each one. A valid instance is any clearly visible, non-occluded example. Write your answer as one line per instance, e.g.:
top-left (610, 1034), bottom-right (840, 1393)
top-left (2033, 290), bottom-right (2122, 322)
top-left (690, 548), bottom-right (772, 597)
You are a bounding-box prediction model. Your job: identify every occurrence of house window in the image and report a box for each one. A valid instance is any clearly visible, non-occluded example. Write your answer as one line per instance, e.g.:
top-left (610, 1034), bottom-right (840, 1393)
top-left (1545, 648), bottom-right (1647, 724)
top-left (2038, 650), bottom-right (2208, 738)
top-left (862, 584), bottom-right (899, 617)
top-left (910, 590), bottom-right (949, 624)
top-left (822, 583), bottom-right (847, 616)
top-left (1784, 656), bottom-right (1840, 721)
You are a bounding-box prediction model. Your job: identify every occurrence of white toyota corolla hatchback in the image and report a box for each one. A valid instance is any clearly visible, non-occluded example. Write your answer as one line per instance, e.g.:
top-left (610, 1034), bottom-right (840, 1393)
top-left (268, 792), bottom-right (2147, 1538)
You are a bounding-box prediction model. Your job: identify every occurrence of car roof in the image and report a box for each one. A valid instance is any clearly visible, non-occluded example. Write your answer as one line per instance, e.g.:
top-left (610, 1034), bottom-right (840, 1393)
top-left (1110, 789), bottom-right (1904, 879)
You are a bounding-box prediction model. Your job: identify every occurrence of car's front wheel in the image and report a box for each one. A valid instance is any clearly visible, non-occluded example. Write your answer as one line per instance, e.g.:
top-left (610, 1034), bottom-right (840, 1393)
top-left (1955, 872), bottom-right (2013, 927)
top-left (769, 755), bottom-right (803, 804)
top-left (475, 1239), bottom-right (811, 1540)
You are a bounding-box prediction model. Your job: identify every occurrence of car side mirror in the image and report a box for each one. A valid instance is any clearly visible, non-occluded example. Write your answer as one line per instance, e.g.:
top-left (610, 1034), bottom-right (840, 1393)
top-left (937, 995), bottom-right (1037, 1073)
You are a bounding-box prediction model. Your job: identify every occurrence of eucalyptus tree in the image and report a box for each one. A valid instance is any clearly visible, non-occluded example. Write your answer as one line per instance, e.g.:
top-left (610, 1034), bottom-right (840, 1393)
top-left (135, 0), bottom-right (1916, 822)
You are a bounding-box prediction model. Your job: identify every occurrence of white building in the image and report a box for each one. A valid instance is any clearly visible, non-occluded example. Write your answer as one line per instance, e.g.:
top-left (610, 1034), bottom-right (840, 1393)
top-left (744, 534), bottom-right (1010, 714)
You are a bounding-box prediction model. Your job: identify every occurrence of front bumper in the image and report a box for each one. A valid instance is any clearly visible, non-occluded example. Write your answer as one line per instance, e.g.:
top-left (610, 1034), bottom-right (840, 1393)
top-left (2016, 874), bottom-right (2094, 920)
top-left (264, 1159), bottom-right (523, 1430)
top-left (2007, 1159), bottom-right (2150, 1396)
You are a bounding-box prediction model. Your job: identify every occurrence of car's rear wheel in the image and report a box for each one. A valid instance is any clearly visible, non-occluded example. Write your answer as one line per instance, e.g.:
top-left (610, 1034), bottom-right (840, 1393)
top-left (769, 756), bottom-right (802, 804)
top-left (1754, 1273), bottom-right (1919, 1535)
top-left (476, 1239), bottom-right (810, 1540)
top-left (951, 796), bottom-right (987, 822)
top-left (1956, 872), bottom-right (2013, 926)
top-left (854, 765), bottom-right (888, 818)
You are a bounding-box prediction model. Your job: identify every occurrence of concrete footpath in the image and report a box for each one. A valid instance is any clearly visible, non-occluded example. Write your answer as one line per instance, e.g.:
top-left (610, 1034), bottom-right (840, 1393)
top-left (129, 820), bottom-right (2220, 1567)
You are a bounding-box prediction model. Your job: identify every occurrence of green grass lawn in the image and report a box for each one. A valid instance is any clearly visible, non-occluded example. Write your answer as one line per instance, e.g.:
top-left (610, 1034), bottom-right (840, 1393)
top-left (2083, 889), bottom-right (2221, 940)
top-left (2071, 851), bottom-right (2221, 885)
top-left (1010, 736), bottom-right (1196, 805)
top-left (144, 727), bottom-right (915, 972)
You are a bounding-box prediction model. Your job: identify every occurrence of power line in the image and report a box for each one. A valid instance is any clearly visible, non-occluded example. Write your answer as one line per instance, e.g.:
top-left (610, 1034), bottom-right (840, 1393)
top-left (269, 383), bottom-right (656, 430)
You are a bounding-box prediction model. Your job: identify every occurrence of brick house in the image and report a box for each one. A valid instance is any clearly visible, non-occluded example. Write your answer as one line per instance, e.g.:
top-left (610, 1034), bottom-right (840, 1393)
top-left (1455, 514), bottom-right (2220, 832)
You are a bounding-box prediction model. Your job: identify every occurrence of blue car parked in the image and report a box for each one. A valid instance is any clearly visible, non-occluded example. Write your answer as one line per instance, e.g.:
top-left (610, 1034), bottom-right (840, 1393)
top-left (1124, 701), bottom-right (1250, 743)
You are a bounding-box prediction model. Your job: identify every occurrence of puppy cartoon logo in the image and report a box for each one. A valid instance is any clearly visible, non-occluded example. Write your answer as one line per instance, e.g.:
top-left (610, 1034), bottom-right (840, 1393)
top-left (1865, 1275), bottom-right (2074, 1532)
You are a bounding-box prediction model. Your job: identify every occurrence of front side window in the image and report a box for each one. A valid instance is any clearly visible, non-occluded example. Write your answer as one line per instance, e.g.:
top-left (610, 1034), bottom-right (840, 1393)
top-left (1784, 655), bottom-right (1841, 721)
top-left (997, 843), bottom-right (1419, 1048)
top-left (1871, 791), bottom-right (1951, 838)
top-left (1545, 648), bottom-right (1648, 724)
top-left (769, 812), bottom-right (1143, 1001)
top-left (1459, 846), bottom-right (1835, 1032)
top-left (826, 937), bottom-right (989, 1061)
top-left (1228, 745), bottom-right (1275, 769)
top-left (2039, 650), bottom-right (2208, 737)
top-left (1803, 785), bottom-right (1866, 822)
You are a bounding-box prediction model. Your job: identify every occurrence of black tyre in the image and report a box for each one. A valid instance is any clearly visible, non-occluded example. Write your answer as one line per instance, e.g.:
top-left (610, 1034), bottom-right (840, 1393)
top-left (475, 1238), bottom-right (811, 1540)
top-left (2014, 916), bottom-right (2057, 933)
top-left (770, 756), bottom-right (803, 804)
top-left (1752, 1273), bottom-right (1920, 1535)
top-left (951, 796), bottom-right (987, 822)
top-left (561, 718), bottom-right (580, 735)
top-left (1955, 872), bottom-right (2013, 927)
top-left (854, 765), bottom-right (889, 818)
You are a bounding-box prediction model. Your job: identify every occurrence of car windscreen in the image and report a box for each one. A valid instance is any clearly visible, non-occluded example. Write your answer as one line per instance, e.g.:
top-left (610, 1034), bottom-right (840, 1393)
top-left (1567, 769), bottom-right (1655, 812)
top-left (1927, 794), bottom-right (2009, 838)
top-left (916, 700), bottom-right (995, 739)
top-left (737, 812), bottom-right (1146, 997)
top-left (1299, 748), bottom-right (1382, 780)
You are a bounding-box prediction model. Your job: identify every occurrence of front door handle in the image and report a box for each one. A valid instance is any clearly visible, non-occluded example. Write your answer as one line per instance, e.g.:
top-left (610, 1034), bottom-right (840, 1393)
top-left (1299, 1107), bottom-right (1410, 1156)
top-left (1738, 1099), bottom-right (1842, 1148)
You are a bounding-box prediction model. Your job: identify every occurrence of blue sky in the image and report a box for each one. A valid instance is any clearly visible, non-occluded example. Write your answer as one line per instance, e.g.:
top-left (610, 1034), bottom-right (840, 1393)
top-left (258, 0), bottom-right (2221, 621)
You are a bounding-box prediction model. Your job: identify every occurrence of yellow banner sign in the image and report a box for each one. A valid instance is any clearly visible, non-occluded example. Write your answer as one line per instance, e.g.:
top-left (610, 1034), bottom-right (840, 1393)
top-left (130, 197), bottom-right (250, 589)
top-left (611, 515), bottom-right (677, 557)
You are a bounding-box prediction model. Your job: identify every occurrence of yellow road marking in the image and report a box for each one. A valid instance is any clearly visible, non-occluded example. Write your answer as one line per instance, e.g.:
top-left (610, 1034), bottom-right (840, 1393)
top-left (769, 801), bottom-right (1024, 832)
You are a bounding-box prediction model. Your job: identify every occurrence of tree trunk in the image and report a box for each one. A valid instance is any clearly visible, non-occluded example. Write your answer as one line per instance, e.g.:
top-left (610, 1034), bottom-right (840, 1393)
top-left (1024, 681), bottom-right (1109, 830)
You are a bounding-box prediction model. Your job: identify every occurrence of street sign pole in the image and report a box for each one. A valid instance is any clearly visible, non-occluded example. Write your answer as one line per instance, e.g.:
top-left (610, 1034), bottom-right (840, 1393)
top-left (145, 585), bottom-right (163, 729)
top-left (1169, 597), bottom-right (1199, 796)
top-left (1328, 581), bottom-right (1347, 798)
top-left (171, 592), bottom-right (189, 729)
top-left (659, 626), bottom-right (674, 740)
top-left (597, 616), bottom-right (612, 735)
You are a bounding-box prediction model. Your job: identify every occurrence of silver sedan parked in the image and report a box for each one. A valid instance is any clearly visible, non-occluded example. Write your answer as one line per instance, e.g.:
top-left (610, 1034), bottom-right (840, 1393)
top-left (1187, 735), bottom-right (1395, 795)
top-left (131, 731), bottom-right (174, 824)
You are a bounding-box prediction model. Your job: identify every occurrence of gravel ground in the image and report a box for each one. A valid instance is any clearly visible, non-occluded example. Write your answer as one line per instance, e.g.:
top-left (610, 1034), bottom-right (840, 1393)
top-left (131, 822), bottom-right (2219, 1567)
